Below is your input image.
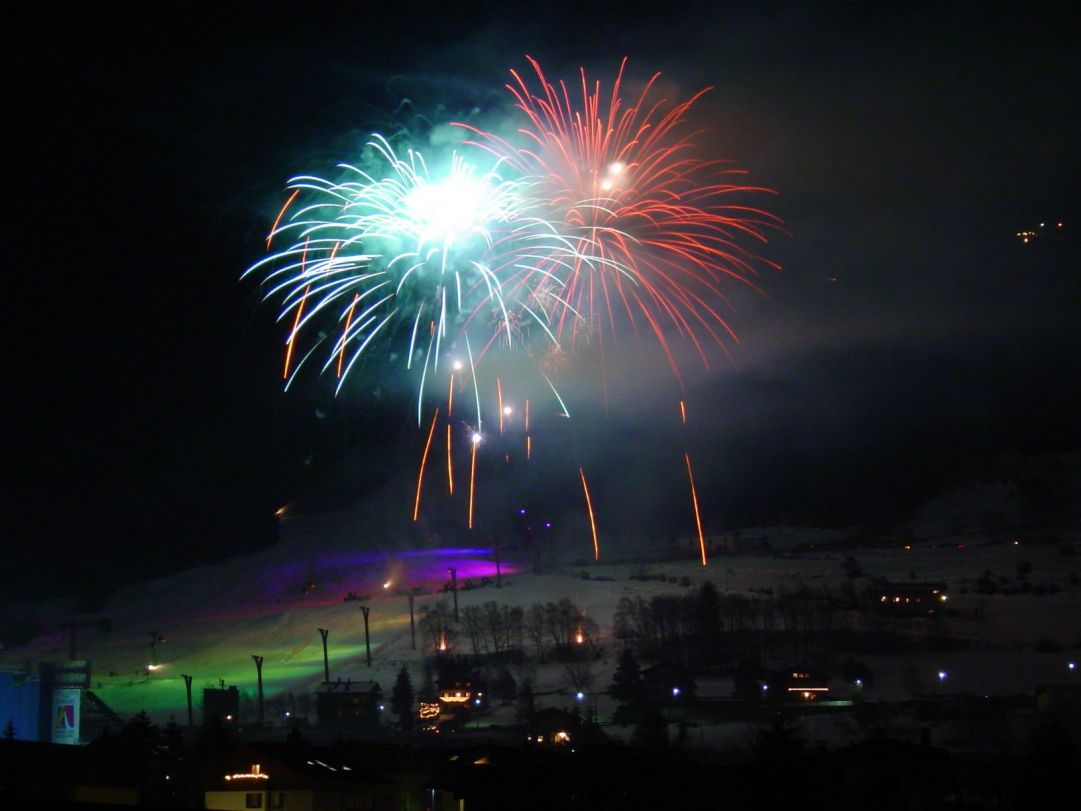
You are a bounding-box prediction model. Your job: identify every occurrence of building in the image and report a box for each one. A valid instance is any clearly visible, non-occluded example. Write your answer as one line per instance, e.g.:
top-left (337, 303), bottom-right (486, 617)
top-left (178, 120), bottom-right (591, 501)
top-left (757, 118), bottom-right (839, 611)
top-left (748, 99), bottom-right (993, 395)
top-left (203, 685), bottom-right (240, 726)
top-left (782, 669), bottom-right (830, 701)
top-left (316, 680), bottom-right (382, 732)
top-left (526, 707), bottom-right (578, 747)
top-left (640, 661), bottom-right (697, 703)
top-left (204, 748), bottom-right (402, 811)
top-left (438, 681), bottom-right (474, 706)
top-left (0, 661), bottom-right (120, 744)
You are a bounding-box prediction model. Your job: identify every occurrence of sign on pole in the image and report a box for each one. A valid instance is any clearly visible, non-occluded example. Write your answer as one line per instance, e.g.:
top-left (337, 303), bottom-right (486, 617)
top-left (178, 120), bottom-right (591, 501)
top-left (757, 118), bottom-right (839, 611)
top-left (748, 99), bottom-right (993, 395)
top-left (51, 687), bottom-right (81, 744)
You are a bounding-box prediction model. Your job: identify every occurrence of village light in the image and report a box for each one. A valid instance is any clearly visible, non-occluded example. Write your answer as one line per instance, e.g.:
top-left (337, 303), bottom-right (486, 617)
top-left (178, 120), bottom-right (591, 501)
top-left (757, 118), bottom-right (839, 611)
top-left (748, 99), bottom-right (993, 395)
top-left (1069, 662), bottom-right (1076, 671)
top-left (225, 764), bottom-right (268, 782)
top-left (576, 691), bottom-right (585, 701)
top-left (938, 670), bottom-right (948, 682)
top-left (672, 687), bottom-right (681, 697)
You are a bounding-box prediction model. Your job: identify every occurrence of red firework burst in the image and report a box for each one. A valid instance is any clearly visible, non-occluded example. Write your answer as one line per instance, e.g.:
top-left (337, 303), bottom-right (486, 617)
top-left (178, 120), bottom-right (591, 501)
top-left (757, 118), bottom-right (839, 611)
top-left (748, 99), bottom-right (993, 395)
top-left (459, 56), bottom-right (781, 380)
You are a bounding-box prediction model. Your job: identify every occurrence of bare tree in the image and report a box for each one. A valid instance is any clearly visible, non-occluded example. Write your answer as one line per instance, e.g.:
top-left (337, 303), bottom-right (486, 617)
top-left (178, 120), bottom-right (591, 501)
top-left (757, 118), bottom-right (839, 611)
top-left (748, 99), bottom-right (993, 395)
top-left (461, 606), bottom-right (486, 655)
top-left (418, 598), bottom-right (455, 652)
top-left (564, 659), bottom-right (594, 693)
top-left (526, 604), bottom-right (547, 660)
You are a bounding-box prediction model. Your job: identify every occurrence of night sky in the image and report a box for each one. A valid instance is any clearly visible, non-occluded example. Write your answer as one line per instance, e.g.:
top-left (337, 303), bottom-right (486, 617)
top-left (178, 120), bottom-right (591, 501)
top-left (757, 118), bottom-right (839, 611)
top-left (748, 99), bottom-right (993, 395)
top-left (7, 3), bottom-right (1079, 598)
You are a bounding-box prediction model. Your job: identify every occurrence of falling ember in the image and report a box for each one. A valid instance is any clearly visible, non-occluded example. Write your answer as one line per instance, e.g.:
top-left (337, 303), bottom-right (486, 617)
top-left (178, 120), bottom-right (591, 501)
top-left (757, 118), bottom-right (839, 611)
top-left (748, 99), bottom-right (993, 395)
top-left (413, 408), bottom-right (440, 521)
top-left (446, 423), bottom-right (454, 494)
top-left (468, 436), bottom-right (478, 529)
top-left (679, 400), bottom-right (687, 424)
top-left (579, 467), bottom-right (599, 561)
top-left (447, 373), bottom-right (455, 417)
top-left (282, 283), bottom-right (310, 380)
top-left (526, 435), bottom-right (531, 460)
top-left (266, 188), bottom-right (300, 249)
top-left (574, 628), bottom-right (584, 645)
top-left (684, 452), bottom-right (707, 566)
top-left (438, 630), bottom-right (447, 652)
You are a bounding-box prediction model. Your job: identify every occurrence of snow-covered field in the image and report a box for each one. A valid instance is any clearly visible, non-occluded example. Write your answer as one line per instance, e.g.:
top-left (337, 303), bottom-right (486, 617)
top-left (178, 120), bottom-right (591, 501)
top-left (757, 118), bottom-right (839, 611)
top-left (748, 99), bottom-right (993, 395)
top-left (2, 522), bottom-right (1079, 739)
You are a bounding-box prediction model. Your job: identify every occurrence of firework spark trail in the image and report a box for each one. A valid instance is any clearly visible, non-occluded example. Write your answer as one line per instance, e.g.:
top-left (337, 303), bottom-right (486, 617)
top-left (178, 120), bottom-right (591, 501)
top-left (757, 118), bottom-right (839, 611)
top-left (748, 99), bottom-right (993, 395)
top-left (337, 292), bottom-right (359, 378)
top-left (579, 466), bottom-right (599, 561)
top-left (684, 451), bottom-right (707, 566)
top-left (413, 407), bottom-right (440, 521)
top-left (469, 434), bottom-right (479, 530)
top-left (458, 57), bottom-right (781, 382)
top-left (446, 423), bottom-right (454, 495)
top-left (266, 188), bottom-right (300, 250)
top-left (282, 284), bottom-right (310, 380)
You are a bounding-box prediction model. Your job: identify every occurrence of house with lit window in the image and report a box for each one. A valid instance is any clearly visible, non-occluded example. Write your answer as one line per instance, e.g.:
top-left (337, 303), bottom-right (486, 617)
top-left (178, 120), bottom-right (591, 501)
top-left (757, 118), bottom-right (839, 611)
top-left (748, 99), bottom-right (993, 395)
top-left (641, 661), bottom-right (697, 704)
top-left (525, 707), bottom-right (578, 747)
top-left (438, 681), bottom-right (473, 706)
top-left (204, 750), bottom-right (400, 811)
top-left (782, 669), bottom-right (830, 701)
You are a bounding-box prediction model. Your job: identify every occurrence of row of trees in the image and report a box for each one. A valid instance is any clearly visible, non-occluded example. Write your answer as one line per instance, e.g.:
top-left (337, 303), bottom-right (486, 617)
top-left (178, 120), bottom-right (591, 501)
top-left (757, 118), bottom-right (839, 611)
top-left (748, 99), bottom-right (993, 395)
top-left (417, 597), bottom-right (598, 660)
top-left (614, 582), bottom-right (856, 663)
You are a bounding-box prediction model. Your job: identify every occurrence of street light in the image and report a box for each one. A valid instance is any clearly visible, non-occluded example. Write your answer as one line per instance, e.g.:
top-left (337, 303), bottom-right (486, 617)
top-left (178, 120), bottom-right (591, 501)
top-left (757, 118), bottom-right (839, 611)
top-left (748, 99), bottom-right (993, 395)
top-left (181, 674), bottom-right (193, 726)
top-left (318, 628), bottom-right (330, 683)
top-left (149, 630), bottom-right (165, 666)
top-left (359, 606), bottom-right (372, 667)
top-left (252, 655), bottom-right (265, 724)
top-left (447, 567), bottom-right (459, 622)
top-left (407, 590), bottom-right (416, 650)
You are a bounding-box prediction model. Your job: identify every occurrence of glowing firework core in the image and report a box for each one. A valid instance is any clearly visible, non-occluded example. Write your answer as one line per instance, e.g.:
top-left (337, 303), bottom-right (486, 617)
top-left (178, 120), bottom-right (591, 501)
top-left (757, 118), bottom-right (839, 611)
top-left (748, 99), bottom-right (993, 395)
top-left (403, 164), bottom-right (506, 247)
